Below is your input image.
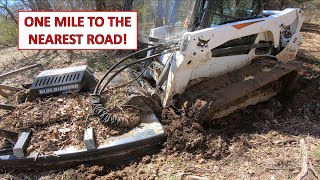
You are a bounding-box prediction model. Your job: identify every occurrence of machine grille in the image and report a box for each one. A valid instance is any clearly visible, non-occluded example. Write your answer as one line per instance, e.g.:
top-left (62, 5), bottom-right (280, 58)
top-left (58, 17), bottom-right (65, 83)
top-left (30, 66), bottom-right (97, 98)
top-left (33, 72), bottom-right (82, 88)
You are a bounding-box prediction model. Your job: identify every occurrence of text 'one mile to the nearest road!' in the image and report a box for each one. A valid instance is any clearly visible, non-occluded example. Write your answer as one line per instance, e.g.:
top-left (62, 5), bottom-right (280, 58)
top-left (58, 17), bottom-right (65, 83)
top-left (19, 11), bottom-right (138, 50)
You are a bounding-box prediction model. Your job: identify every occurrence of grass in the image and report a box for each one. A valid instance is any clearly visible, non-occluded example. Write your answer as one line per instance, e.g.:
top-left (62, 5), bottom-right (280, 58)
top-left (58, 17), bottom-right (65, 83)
top-left (311, 145), bottom-right (320, 175)
top-left (313, 145), bottom-right (320, 159)
top-left (0, 17), bottom-right (17, 46)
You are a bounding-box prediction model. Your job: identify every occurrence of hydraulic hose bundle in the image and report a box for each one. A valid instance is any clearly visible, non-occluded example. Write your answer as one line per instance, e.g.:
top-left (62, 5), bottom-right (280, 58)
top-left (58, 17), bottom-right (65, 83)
top-left (91, 94), bottom-right (138, 127)
top-left (91, 45), bottom-right (162, 128)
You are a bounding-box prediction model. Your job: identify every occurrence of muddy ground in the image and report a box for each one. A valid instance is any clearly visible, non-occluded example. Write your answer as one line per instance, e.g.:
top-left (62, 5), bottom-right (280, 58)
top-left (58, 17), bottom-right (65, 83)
top-left (0, 23), bottom-right (319, 179)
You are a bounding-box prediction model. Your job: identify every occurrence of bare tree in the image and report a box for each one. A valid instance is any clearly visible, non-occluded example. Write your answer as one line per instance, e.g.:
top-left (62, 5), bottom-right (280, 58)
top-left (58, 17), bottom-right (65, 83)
top-left (123, 0), bottom-right (133, 10)
top-left (263, 0), bottom-right (314, 10)
top-left (95, 0), bottom-right (123, 11)
top-left (0, 0), bottom-right (18, 25)
top-left (20, 0), bottom-right (37, 10)
top-left (34, 0), bottom-right (52, 10)
top-left (20, 0), bottom-right (52, 10)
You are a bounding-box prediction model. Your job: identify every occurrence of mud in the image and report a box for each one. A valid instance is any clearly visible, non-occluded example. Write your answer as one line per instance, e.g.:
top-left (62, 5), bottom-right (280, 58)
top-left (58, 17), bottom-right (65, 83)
top-left (161, 70), bottom-right (320, 162)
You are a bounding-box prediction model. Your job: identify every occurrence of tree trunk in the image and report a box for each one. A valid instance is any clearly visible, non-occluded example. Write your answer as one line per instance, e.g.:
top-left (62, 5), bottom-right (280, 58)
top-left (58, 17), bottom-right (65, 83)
top-left (96, 0), bottom-right (123, 11)
top-left (95, 0), bottom-right (104, 11)
top-left (123, 0), bottom-right (133, 10)
top-left (27, 0), bottom-right (37, 10)
top-left (280, 0), bottom-right (287, 10)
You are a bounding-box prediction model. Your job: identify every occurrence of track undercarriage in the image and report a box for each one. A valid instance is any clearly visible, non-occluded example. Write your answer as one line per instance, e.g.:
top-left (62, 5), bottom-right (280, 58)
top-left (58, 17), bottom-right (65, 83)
top-left (177, 57), bottom-right (298, 121)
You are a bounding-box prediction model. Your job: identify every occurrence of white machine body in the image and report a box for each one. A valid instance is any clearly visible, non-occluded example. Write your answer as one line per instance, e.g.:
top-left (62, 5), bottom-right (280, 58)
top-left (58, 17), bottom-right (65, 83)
top-left (149, 8), bottom-right (304, 106)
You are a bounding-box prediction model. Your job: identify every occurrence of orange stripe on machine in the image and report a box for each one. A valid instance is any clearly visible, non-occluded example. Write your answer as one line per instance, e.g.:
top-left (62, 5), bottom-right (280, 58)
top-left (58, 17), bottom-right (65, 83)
top-left (233, 20), bottom-right (265, 29)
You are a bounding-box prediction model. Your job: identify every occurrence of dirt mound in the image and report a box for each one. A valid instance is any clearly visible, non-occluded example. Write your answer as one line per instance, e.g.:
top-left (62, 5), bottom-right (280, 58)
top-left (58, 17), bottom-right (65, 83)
top-left (161, 94), bottom-right (291, 160)
top-left (162, 107), bottom-right (231, 159)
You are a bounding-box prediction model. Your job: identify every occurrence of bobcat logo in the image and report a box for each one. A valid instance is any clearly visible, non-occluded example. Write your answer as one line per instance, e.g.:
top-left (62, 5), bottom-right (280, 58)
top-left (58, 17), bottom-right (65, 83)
top-left (197, 37), bottom-right (210, 48)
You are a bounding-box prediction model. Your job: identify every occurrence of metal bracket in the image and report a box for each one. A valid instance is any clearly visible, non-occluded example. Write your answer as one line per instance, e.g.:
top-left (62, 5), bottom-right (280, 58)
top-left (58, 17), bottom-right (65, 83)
top-left (0, 104), bottom-right (16, 111)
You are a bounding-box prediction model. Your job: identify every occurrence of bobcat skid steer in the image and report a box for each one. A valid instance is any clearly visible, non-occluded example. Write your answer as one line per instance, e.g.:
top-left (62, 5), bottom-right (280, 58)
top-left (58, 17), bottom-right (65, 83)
top-left (90, 0), bottom-right (304, 166)
top-left (93, 0), bottom-right (304, 125)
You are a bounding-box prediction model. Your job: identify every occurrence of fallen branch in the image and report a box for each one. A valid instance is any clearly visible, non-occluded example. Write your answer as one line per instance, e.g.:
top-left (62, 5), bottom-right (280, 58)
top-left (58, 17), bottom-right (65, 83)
top-left (0, 84), bottom-right (23, 91)
top-left (0, 63), bottom-right (43, 81)
top-left (309, 161), bottom-right (320, 179)
top-left (266, 166), bottom-right (296, 171)
top-left (295, 139), bottom-right (308, 180)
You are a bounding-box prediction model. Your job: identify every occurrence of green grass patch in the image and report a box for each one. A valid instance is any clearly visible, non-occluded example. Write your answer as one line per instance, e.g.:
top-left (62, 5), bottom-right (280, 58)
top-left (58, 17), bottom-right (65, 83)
top-left (312, 145), bottom-right (320, 160)
top-left (0, 17), bottom-right (17, 46)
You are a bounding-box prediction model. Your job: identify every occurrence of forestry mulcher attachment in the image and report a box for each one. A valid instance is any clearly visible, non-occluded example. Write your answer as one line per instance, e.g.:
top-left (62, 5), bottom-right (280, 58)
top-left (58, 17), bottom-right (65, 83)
top-left (0, 0), bottom-right (304, 170)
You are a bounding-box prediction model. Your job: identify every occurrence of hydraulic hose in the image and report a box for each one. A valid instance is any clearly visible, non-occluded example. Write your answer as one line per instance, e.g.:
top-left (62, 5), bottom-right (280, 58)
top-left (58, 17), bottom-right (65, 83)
top-left (91, 53), bottom-right (161, 128)
top-left (93, 45), bottom-right (160, 95)
top-left (104, 61), bottom-right (152, 92)
top-left (91, 95), bottom-right (140, 127)
top-left (99, 53), bottom-right (161, 95)
top-left (92, 41), bottom-right (177, 128)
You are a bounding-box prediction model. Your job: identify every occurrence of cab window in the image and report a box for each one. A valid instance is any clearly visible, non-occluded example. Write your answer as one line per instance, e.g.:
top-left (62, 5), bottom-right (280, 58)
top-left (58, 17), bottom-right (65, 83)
top-left (191, 0), bottom-right (262, 30)
top-left (207, 0), bottom-right (262, 27)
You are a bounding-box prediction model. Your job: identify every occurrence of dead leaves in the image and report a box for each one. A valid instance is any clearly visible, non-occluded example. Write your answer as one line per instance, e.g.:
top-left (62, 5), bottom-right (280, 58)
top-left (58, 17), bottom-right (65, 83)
top-left (0, 92), bottom-right (136, 155)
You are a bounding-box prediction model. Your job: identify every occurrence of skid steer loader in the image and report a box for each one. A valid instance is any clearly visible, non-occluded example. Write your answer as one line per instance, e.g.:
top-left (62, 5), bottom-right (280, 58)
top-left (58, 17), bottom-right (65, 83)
top-left (92, 0), bottom-right (304, 126)
top-left (0, 0), bottom-right (304, 170)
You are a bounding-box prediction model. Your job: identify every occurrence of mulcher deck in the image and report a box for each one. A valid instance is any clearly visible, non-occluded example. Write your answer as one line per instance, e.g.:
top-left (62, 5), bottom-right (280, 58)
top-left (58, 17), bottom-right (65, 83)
top-left (0, 113), bottom-right (164, 170)
top-left (178, 58), bottom-right (298, 120)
